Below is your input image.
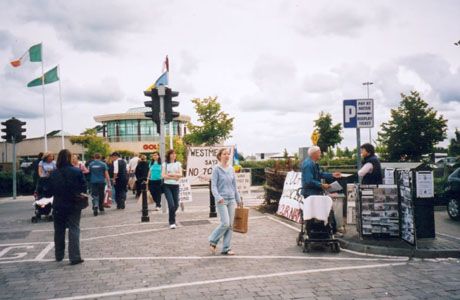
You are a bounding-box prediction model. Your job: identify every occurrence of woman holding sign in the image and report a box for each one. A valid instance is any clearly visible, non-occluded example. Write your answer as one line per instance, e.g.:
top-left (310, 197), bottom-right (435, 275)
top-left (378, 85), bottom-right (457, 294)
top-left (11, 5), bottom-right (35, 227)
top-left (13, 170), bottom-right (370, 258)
top-left (209, 148), bottom-right (242, 255)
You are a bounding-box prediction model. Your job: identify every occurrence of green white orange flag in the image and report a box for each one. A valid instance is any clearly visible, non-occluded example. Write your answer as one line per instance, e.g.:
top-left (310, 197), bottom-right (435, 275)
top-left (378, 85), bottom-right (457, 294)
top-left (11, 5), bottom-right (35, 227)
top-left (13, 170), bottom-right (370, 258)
top-left (10, 43), bottom-right (42, 67)
top-left (27, 66), bottom-right (59, 87)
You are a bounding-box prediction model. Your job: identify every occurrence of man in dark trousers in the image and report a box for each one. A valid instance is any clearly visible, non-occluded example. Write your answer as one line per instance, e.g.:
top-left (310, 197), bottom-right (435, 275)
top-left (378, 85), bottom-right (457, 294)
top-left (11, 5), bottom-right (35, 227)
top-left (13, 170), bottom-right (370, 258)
top-left (111, 152), bottom-right (128, 209)
top-left (358, 143), bottom-right (383, 185)
top-left (88, 153), bottom-right (111, 216)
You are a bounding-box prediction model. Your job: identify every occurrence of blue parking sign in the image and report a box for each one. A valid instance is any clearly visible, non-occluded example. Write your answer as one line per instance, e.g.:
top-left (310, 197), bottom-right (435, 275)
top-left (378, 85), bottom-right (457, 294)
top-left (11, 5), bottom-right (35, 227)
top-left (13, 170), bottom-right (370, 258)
top-left (343, 99), bottom-right (374, 128)
top-left (343, 99), bottom-right (357, 128)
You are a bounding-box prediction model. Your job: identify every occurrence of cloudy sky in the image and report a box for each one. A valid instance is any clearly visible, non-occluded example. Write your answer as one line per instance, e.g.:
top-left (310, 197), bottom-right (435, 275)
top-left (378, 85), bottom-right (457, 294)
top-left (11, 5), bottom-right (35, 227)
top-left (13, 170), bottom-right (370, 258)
top-left (1, 0), bottom-right (459, 155)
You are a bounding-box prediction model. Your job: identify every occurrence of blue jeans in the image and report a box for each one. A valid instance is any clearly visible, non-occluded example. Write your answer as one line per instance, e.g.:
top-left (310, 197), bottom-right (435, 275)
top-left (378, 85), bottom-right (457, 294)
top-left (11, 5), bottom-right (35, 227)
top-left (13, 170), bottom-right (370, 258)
top-left (163, 184), bottom-right (179, 225)
top-left (53, 208), bottom-right (82, 262)
top-left (208, 199), bottom-right (236, 252)
top-left (91, 182), bottom-right (105, 209)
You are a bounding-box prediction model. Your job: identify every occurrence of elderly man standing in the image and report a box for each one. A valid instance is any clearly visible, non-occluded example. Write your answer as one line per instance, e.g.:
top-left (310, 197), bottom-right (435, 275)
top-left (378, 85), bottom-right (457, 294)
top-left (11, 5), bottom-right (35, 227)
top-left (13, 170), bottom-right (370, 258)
top-left (301, 146), bottom-right (341, 233)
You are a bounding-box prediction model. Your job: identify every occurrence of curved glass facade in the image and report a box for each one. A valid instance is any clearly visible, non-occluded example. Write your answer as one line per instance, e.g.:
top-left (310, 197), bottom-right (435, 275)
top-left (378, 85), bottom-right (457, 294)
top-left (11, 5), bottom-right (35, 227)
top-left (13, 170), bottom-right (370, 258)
top-left (103, 119), bottom-right (182, 143)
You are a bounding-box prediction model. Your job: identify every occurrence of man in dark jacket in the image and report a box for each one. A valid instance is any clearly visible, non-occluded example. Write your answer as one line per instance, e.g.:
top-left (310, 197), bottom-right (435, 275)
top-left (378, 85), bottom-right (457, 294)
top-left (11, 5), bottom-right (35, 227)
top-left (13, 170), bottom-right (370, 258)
top-left (358, 143), bottom-right (383, 185)
top-left (112, 152), bottom-right (128, 209)
top-left (48, 149), bottom-right (87, 265)
top-left (31, 152), bottom-right (43, 190)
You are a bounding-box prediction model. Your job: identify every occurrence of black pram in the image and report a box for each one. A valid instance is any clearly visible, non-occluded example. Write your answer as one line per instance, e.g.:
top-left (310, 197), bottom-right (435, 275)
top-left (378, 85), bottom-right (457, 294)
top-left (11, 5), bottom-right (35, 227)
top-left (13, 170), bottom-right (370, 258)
top-left (32, 177), bottom-right (53, 223)
top-left (296, 189), bottom-right (340, 253)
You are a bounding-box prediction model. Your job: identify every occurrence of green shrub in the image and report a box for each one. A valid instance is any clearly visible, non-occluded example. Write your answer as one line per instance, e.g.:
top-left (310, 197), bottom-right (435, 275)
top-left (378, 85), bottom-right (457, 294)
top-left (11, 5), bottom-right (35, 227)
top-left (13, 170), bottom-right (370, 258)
top-left (0, 171), bottom-right (35, 197)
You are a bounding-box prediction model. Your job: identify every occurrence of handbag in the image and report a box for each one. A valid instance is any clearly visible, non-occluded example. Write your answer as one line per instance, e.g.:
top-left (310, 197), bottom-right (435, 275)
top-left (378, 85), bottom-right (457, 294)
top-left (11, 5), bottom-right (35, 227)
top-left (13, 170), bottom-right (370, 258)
top-left (74, 193), bottom-right (89, 209)
top-left (233, 205), bottom-right (249, 233)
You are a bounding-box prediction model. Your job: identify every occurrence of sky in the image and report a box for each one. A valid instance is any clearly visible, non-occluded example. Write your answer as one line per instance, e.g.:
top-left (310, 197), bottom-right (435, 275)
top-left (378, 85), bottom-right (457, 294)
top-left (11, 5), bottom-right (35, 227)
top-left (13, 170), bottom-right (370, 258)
top-left (1, 0), bottom-right (459, 156)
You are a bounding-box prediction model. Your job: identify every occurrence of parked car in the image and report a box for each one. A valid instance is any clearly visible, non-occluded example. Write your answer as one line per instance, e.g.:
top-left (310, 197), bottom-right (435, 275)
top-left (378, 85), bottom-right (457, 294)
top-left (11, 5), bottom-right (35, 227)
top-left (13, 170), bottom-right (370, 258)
top-left (436, 157), bottom-right (460, 168)
top-left (446, 168), bottom-right (460, 221)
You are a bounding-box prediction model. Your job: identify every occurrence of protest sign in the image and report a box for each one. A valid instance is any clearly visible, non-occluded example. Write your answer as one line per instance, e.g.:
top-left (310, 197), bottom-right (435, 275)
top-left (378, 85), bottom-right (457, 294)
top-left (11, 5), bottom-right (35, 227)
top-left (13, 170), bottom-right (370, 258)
top-left (186, 146), bottom-right (234, 185)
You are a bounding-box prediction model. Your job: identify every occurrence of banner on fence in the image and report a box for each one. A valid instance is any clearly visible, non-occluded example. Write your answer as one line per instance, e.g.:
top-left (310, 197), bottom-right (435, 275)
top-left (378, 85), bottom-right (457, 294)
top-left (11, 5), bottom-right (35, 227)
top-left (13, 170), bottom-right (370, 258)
top-left (236, 172), bottom-right (251, 198)
top-left (179, 177), bottom-right (193, 203)
top-left (186, 146), bottom-right (234, 185)
top-left (276, 171), bottom-right (302, 223)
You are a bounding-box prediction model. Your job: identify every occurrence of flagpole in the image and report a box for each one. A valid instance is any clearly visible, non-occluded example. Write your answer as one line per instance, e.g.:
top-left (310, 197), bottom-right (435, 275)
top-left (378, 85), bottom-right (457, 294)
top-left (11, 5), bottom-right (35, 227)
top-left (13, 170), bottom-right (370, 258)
top-left (58, 65), bottom-right (65, 149)
top-left (40, 44), bottom-right (48, 152)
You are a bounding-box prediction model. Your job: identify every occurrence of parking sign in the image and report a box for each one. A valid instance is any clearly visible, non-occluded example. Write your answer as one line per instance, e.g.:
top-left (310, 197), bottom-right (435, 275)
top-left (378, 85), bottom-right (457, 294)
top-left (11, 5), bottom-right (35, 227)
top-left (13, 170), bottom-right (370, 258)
top-left (343, 99), bottom-right (374, 128)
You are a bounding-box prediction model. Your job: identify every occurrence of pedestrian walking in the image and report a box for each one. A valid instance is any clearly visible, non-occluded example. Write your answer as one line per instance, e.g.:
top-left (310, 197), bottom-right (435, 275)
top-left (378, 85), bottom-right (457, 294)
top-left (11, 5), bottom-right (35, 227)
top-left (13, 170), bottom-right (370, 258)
top-left (36, 152), bottom-right (56, 198)
top-left (106, 156), bottom-right (117, 207)
top-left (88, 153), bottom-right (111, 216)
top-left (48, 149), bottom-right (87, 265)
top-left (72, 154), bottom-right (89, 175)
top-left (147, 151), bottom-right (163, 210)
top-left (31, 152), bottom-right (43, 190)
top-left (135, 155), bottom-right (149, 198)
top-left (358, 143), bottom-right (383, 184)
top-left (162, 150), bottom-right (182, 229)
top-left (208, 148), bottom-right (242, 255)
top-left (112, 152), bottom-right (128, 209)
top-left (128, 154), bottom-right (140, 194)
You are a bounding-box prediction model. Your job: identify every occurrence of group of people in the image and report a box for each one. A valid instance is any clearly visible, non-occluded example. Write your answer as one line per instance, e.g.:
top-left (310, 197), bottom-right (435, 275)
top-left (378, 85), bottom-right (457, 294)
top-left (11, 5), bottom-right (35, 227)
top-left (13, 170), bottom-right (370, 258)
top-left (30, 148), bottom-right (187, 265)
top-left (300, 142), bottom-right (382, 234)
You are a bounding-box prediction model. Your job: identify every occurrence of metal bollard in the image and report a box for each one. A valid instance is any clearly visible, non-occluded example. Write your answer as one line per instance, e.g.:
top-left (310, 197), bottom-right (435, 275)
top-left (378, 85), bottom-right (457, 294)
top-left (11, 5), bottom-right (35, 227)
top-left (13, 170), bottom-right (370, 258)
top-left (209, 180), bottom-right (217, 218)
top-left (141, 181), bottom-right (150, 222)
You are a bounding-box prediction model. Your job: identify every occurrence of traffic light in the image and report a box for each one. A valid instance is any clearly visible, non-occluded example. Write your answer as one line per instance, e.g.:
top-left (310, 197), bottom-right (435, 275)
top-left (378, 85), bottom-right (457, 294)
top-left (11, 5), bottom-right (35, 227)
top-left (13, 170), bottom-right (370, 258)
top-left (144, 88), bottom-right (161, 134)
top-left (164, 88), bottom-right (179, 123)
top-left (1, 117), bottom-right (26, 143)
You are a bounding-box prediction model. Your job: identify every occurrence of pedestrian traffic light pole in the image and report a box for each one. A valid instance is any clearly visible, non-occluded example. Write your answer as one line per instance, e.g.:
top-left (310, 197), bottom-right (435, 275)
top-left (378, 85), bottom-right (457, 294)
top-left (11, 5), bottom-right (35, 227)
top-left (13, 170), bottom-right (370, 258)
top-left (12, 136), bottom-right (17, 199)
top-left (158, 85), bottom-right (166, 163)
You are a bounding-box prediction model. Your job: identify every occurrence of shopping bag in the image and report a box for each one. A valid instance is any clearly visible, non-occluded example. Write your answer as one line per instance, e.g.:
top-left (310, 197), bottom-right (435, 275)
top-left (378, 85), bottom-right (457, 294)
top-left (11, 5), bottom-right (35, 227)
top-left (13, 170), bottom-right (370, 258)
top-left (103, 189), bottom-right (112, 208)
top-left (233, 206), bottom-right (249, 233)
top-left (128, 177), bottom-right (136, 190)
top-left (137, 191), bottom-right (154, 205)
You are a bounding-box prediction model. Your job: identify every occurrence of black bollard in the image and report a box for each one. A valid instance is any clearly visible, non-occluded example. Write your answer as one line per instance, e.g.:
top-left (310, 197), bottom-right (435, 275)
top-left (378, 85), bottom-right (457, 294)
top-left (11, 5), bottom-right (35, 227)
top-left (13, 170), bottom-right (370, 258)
top-left (141, 180), bottom-right (150, 222)
top-left (209, 180), bottom-right (217, 218)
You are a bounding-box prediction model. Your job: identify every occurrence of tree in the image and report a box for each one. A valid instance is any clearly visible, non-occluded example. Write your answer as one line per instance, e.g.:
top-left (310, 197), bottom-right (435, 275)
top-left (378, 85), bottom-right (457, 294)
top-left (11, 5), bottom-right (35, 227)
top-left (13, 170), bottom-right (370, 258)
top-left (166, 136), bottom-right (187, 166)
top-left (313, 112), bottom-right (343, 153)
top-left (183, 96), bottom-right (234, 146)
top-left (377, 91), bottom-right (447, 161)
top-left (448, 129), bottom-right (460, 157)
top-left (70, 128), bottom-right (111, 159)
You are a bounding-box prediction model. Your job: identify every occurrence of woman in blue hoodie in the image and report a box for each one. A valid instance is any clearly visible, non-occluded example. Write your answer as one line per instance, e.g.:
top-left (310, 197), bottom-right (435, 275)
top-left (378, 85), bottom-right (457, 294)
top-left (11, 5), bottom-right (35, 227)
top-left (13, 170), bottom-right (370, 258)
top-left (208, 148), bottom-right (242, 255)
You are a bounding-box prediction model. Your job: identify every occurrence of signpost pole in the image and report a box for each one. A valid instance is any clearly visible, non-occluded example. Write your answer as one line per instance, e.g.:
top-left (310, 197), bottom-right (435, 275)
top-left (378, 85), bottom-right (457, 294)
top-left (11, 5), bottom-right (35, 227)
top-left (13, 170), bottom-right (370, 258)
top-left (356, 128), bottom-right (361, 171)
top-left (12, 136), bottom-right (17, 199)
top-left (158, 86), bottom-right (167, 213)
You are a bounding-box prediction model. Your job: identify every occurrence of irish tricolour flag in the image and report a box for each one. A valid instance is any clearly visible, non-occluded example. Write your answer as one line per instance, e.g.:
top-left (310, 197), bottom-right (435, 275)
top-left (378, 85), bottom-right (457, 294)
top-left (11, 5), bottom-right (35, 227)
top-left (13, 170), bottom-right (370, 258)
top-left (10, 43), bottom-right (42, 67)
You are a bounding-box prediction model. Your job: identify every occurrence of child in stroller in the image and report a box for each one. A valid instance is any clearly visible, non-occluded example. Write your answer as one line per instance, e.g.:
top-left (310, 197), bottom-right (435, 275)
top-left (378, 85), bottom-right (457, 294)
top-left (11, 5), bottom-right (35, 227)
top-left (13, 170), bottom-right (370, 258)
top-left (296, 189), bottom-right (340, 253)
top-left (32, 177), bottom-right (53, 223)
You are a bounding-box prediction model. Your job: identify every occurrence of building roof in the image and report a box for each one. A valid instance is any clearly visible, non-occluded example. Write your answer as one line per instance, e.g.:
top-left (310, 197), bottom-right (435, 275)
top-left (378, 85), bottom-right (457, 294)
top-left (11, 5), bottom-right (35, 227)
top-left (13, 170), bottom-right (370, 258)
top-left (94, 107), bottom-right (191, 123)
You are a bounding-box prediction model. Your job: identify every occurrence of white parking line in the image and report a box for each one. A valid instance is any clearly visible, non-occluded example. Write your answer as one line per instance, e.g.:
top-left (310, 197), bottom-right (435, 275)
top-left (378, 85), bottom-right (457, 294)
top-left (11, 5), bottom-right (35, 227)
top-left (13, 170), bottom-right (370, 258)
top-left (0, 254), bottom-right (408, 264)
top-left (50, 262), bottom-right (407, 300)
top-left (34, 242), bottom-right (54, 260)
top-left (437, 232), bottom-right (460, 241)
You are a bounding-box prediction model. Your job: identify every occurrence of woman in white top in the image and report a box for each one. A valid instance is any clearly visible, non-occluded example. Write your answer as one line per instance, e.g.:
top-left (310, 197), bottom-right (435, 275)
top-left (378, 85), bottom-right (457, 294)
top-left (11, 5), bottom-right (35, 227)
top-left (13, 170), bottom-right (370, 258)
top-left (162, 150), bottom-right (182, 229)
top-left (36, 152), bottom-right (56, 198)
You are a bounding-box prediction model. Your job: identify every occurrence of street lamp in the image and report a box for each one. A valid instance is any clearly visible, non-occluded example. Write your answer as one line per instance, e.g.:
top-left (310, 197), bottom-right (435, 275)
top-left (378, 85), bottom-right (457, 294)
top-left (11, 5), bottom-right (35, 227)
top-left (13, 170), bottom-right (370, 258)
top-left (362, 81), bottom-right (373, 143)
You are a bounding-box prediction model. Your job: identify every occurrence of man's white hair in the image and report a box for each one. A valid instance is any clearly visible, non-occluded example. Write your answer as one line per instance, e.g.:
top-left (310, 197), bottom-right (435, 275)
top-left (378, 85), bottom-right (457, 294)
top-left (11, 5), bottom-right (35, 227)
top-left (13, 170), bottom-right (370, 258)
top-left (308, 146), bottom-right (321, 156)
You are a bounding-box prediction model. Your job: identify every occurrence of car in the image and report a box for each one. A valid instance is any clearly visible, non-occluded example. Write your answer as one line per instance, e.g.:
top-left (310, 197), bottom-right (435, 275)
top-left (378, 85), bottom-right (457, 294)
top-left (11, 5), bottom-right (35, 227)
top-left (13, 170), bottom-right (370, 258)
top-left (436, 157), bottom-right (460, 168)
top-left (446, 168), bottom-right (460, 221)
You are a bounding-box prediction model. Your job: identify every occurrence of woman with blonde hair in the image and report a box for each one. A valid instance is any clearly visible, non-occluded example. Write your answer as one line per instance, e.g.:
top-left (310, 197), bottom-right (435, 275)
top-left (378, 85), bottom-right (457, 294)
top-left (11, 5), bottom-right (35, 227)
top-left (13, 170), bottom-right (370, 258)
top-left (208, 148), bottom-right (242, 255)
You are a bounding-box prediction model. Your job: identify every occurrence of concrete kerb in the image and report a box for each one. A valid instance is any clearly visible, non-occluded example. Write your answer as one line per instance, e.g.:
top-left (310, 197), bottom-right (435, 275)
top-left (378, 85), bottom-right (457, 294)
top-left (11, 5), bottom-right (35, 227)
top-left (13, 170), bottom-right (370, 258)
top-left (265, 212), bottom-right (460, 259)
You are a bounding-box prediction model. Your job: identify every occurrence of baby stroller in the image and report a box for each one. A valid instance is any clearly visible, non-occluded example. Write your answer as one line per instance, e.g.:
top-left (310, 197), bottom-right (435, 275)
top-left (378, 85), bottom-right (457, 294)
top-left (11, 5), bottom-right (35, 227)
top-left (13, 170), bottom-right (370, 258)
top-left (296, 189), bottom-right (340, 253)
top-left (32, 178), bottom-right (53, 223)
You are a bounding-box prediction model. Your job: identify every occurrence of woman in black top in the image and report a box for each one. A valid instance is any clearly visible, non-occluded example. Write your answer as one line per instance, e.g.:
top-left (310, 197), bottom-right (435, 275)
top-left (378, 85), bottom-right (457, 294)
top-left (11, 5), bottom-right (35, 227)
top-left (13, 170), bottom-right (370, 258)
top-left (48, 149), bottom-right (87, 265)
top-left (135, 154), bottom-right (150, 198)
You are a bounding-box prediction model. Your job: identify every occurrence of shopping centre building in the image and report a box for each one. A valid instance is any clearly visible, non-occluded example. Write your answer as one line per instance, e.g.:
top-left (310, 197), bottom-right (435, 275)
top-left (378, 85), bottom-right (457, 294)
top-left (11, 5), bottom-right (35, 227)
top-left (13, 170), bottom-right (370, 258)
top-left (0, 107), bottom-right (190, 163)
top-left (93, 107), bottom-right (190, 153)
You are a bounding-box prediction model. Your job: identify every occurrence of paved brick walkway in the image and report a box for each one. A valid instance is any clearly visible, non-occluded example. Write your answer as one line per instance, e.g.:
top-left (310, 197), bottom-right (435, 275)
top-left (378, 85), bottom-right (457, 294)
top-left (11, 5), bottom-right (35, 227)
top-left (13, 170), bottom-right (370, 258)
top-left (1, 192), bottom-right (459, 299)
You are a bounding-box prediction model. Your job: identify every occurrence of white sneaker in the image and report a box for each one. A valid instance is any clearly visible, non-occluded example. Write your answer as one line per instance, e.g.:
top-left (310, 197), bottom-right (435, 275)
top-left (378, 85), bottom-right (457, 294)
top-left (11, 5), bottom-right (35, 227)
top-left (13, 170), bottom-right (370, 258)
top-left (169, 224), bottom-right (176, 229)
